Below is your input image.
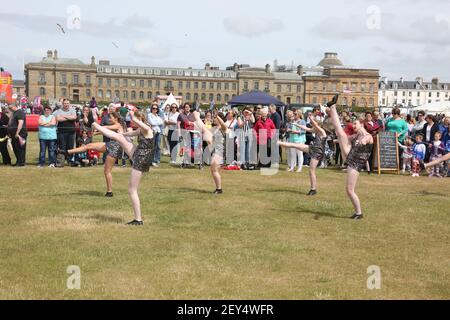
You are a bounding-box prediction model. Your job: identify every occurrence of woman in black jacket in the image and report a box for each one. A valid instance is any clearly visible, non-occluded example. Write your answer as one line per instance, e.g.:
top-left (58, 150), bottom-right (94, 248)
top-left (0, 107), bottom-right (12, 165)
top-left (421, 115), bottom-right (440, 161)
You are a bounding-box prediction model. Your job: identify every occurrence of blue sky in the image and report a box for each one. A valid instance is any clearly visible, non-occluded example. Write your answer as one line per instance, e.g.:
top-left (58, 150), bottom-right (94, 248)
top-left (1, 0), bottom-right (450, 81)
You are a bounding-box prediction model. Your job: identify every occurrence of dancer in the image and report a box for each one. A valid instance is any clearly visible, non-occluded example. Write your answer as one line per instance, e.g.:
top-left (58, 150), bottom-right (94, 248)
top-left (191, 110), bottom-right (227, 193)
top-left (326, 95), bottom-right (374, 220)
top-left (90, 109), bottom-right (154, 226)
top-left (63, 111), bottom-right (126, 197)
top-left (278, 106), bottom-right (332, 196)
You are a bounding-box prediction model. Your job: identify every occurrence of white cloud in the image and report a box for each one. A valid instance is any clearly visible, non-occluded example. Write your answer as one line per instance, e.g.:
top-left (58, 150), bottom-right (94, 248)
top-left (312, 14), bottom-right (450, 46)
top-left (130, 39), bottom-right (170, 59)
top-left (223, 17), bottom-right (284, 38)
top-left (122, 15), bottom-right (154, 29)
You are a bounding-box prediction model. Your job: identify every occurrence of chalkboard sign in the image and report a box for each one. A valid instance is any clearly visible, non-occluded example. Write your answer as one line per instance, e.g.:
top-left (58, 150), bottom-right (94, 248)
top-left (373, 131), bottom-right (400, 174)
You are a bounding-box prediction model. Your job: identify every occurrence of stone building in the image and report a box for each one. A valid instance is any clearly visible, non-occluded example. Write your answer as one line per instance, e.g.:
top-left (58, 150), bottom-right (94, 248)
top-left (25, 50), bottom-right (378, 108)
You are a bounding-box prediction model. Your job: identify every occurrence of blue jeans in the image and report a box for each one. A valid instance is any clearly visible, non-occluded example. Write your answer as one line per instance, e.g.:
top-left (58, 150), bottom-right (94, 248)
top-left (39, 139), bottom-right (57, 165)
top-left (153, 132), bottom-right (161, 164)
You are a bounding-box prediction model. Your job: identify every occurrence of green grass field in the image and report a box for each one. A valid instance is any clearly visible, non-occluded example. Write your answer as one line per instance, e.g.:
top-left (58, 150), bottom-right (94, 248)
top-left (0, 133), bottom-right (449, 299)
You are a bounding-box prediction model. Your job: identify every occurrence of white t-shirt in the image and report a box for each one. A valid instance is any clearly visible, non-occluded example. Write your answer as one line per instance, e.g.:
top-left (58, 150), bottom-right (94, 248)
top-left (167, 112), bottom-right (179, 131)
top-left (426, 125), bottom-right (432, 142)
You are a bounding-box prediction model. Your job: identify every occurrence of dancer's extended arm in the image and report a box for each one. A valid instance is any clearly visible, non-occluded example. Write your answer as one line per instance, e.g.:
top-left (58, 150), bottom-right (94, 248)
top-left (130, 111), bottom-right (151, 133)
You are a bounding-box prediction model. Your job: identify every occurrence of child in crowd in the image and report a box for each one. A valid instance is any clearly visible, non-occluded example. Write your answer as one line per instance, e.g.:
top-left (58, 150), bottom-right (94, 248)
top-left (411, 133), bottom-right (426, 177)
top-left (429, 131), bottom-right (445, 177)
top-left (446, 132), bottom-right (450, 177)
top-left (398, 136), bottom-right (414, 174)
top-left (73, 130), bottom-right (93, 167)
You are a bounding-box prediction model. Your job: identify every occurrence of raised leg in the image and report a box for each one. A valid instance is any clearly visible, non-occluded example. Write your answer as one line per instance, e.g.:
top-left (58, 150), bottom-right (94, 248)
top-left (193, 111), bottom-right (213, 145)
top-left (68, 142), bottom-right (106, 155)
top-left (278, 141), bottom-right (310, 154)
top-left (92, 123), bottom-right (135, 158)
top-left (328, 106), bottom-right (351, 160)
top-left (425, 153), bottom-right (450, 168)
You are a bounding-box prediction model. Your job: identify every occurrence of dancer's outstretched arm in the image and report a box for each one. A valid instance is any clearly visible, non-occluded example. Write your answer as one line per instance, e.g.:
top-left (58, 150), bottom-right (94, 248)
top-left (309, 115), bottom-right (326, 138)
top-left (215, 114), bottom-right (228, 133)
top-left (129, 111), bottom-right (151, 134)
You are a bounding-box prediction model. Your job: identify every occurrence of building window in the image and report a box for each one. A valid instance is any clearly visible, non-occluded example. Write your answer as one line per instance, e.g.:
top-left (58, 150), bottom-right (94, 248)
top-left (194, 82), bottom-right (199, 89)
top-left (217, 94), bottom-right (222, 102)
top-left (312, 96), bottom-right (318, 104)
top-left (147, 92), bottom-right (152, 99)
top-left (361, 83), bottom-right (366, 92)
top-left (287, 84), bottom-right (292, 92)
top-left (429, 92), bottom-right (432, 97)
top-left (106, 78), bottom-right (111, 87)
top-left (244, 81), bottom-right (249, 90)
top-left (297, 85), bottom-right (302, 93)
top-left (98, 89), bottom-right (103, 98)
top-left (156, 80), bottom-right (160, 89)
top-left (86, 75), bottom-right (91, 85)
top-left (201, 93), bottom-right (206, 101)
top-left (131, 91), bottom-right (136, 100)
top-left (437, 92), bottom-right (440, 98)
top-left (186, 93), bottom-right (191, 101)
top-left (73, 74), bottom-right (79, 85)
top-left (351, 82), bottom-right (357, 92)
top-left (254, 81), bottom-right (260, 91)
top-left (61, 88), bottom-right (67, 97)
top-left (113, 90), bottom-right (118, 98)
top-left (139, 91), bottom-right (144, 99)
top-left (322, 97), bottom-right (327, 105)
top-left (394, 91), bottom-right (398, 96)
top-left (225, 83), bottom-right (230, 90)
top-left (106, 90), bottom-right (111, 99)
top-left (39, 87), bottom-right (46, 96)
top-left (140, 80), bottom-right (144, 87)
top-left (277, 84), bottom-right (282, 93)
top-left (156, 91), bottom-right (160, 97)
top-left (123, 91), bottom-right (128, 99)
top-left (209, 82), bottom-right (214, 90)
top-left (202, 82), bottom-right (206, 90)
top-left (209, 93), bottom-right (214, 102)
top-left (61, 73), bottom-right (67, 84)
top-left (232, 83), bottom-right (237, 91)
top-left (296, 96), bottom-right (301, 104)
top-left (123, 79), bottom-right (128, 87)
top-left (224, 94), bottom-right (229, 102)
top-left (131, 80), bottom-right (136, 87)
top-left (178, 81), bottom-right (183, 90)
top-left (113, 79), bottom-right (119, 87)
top-left (148, 80), bottom-right (152, 88)
top-left (313, 82), bottom-right (318, 91)
top-left (369, 83), bottom-right (374, 94)
top-left (87, 89), bottom-right (92, 98)
top-left (186, 81), bottom-right (191, 89)
top-left (39, 72), bottom-right (46, 84)
top-left (217, 83), bottom-right (222, 90)
top-left (194, 93), bottom-right (199, 101)
top-left (98, 78), bottom-right (103, 86)
top-left (417, 92), bottom-right (420, 97)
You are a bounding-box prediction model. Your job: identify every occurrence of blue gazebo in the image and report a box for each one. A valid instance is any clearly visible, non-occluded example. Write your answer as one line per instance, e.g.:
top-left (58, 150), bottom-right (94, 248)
top-left (228, 91), bottom-right (284, 106)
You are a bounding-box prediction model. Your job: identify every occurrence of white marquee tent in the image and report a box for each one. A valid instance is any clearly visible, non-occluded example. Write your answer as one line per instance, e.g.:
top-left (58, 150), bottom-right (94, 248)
top-left (413, 102), bottom-right (450, 116)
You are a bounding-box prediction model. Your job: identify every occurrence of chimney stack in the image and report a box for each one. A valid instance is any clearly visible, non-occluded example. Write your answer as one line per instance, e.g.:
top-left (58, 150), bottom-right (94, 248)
top-left (265, 64), bottom-right (271, 73)
top-left (53, 50), bottom-right (58, 60)
top-left (415, 77), bottom-right (423, 85)
top-left (91, 56), bottom-right (96, 66)
top-left (233, 63), bottom-right (239, 72)
top-left (47, 50), bottom-right (53, 58)
top-left (432, 77), bottom-right (439, 85)
top-left (297, 65), bottom-right (304, 76)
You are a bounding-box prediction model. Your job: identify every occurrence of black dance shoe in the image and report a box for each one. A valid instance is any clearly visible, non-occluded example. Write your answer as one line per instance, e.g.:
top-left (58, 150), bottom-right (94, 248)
top-left (126, 220), bottom-right (144, 226)
top-left (213, 189), bottom-right (223, 194)
top-left (350, 213), bottom-right (364, 220)
top-left (306, 190), bottom-right (317, 196)
top-left (326, 94), bottom-right (339, 107)
top-left (105, 192), bottom-right (114, 197)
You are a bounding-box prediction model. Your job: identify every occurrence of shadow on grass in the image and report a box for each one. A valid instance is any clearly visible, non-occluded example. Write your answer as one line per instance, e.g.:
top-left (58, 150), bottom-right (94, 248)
top-left (274, 207), bottom-right (348, 220)
top-left (176, 187), bottom-right (213, 195)
top-left (67, 213), bottom-right (124, 224)
top-left (72, 190), bottom-right (105, 197)
top-left (413, 190), bottom-right (449, 198)
top-left (254, 188), bottom-right (303, 195)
